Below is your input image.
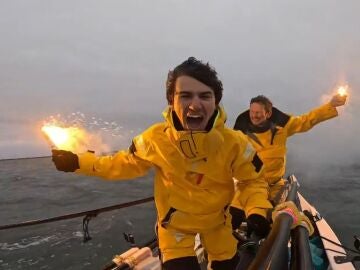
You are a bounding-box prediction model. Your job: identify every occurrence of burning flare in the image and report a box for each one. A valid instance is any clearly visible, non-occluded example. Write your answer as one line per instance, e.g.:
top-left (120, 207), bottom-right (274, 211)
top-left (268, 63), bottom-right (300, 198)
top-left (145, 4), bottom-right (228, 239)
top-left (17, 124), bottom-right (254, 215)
top-left (41, 124), bottom-right (88, 153)
top-left (337, 85), bottom-right (348, 97)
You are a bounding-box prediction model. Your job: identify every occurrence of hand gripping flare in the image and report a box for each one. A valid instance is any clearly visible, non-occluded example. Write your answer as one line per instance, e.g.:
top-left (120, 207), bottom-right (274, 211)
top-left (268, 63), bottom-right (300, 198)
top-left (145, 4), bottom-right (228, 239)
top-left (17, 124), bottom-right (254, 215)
top-left (52, 149), bottom-right (80, 172)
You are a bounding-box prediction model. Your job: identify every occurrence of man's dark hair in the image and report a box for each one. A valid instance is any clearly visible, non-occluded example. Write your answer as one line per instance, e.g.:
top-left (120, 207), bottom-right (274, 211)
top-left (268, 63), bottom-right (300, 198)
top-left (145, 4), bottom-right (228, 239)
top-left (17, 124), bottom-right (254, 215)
top-left (166, 57), bottom-right (223, 105)
top-left (250, 95), bottom-right (273, 113)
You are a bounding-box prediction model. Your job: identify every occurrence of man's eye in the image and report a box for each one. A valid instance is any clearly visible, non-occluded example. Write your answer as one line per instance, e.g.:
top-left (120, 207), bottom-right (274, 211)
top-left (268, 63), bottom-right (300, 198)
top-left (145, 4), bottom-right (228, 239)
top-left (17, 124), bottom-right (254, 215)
top-left (179, 94), bottom-right (192, 99)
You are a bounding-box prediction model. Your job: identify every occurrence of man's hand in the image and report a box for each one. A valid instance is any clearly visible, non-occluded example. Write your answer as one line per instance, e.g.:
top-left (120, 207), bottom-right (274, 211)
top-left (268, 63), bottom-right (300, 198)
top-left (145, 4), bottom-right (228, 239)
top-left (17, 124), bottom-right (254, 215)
top-left (330, 94), bottom-right (347, 107)
top-left (52, 149), bottom-right (80, 172)
top-left (247, 214), bottom-right (271, 238)
top-left (272, 201), bottom-right (314, 236)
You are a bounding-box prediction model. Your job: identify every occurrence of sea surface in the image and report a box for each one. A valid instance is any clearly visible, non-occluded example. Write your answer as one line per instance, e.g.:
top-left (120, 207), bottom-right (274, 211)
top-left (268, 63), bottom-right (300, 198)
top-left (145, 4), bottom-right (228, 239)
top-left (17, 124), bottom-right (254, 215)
top-left (0, 157), bottom-right (359, 269)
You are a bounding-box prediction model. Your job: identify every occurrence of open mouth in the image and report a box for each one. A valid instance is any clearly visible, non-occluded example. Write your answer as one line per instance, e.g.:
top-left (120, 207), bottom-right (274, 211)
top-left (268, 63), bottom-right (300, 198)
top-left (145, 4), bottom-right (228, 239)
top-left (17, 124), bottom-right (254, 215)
top-left (186, 115), bottom-right (204, 130)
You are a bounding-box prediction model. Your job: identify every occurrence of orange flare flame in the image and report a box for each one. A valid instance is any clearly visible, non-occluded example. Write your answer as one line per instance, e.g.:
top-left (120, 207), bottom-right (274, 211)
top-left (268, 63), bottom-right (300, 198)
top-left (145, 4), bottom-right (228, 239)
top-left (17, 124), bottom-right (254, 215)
top-left (41, 124), bottom-right (87, 152)
top-left (337, 85), bottom-right (348, 97)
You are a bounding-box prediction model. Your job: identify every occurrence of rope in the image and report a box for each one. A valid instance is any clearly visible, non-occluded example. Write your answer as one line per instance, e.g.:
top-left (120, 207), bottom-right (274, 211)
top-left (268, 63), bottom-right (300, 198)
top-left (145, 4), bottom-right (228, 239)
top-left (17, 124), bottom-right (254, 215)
top-left (323, 248), bottom-right (347, 255)
top-left (0, 196), bottom-right (154, 231)
top-left (320, 235), bottom-right (360, 255)
top-left (0, 155), bottom-right (51, 161)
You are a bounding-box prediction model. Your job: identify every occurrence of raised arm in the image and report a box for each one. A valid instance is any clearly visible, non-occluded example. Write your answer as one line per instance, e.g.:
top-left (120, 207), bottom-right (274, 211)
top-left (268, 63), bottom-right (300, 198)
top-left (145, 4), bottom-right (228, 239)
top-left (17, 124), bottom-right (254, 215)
top-left (76, 149), bottom-right (152, 180)
top-left (52, 138), bottom-right (153, 180)
top-left (286, 94), bottom-right (346, 136)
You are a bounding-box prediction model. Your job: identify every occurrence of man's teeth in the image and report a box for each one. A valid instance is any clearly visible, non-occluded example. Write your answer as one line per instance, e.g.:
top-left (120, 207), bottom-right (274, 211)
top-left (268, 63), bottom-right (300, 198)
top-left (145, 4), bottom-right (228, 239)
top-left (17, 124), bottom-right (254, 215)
top-left (188, 115), bottom-right (202, 118)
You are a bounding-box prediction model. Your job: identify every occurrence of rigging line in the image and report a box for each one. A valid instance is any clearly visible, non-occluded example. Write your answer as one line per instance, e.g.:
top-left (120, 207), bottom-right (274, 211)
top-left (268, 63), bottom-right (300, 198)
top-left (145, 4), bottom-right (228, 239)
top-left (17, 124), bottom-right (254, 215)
top-left (0, 150), bottom-right (120, 162)
top-left (0, 155), bottom-right (51, 161)
top-left (323, 248), bottom-right (347, 255)
top-left (320, 235), bottom-right (360, 255)
top-left (0, 196), bottom-right (154, 231)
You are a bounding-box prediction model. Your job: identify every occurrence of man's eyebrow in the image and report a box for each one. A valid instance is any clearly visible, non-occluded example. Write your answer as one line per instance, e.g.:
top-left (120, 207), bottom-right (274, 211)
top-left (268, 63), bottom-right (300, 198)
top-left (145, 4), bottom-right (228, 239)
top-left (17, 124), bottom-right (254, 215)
top-left (175, 90), bottom-right (213, 94)
top-left (174, 90), bottom-right (190, 94)
top-left (199, 91), bottom-right (214, 95)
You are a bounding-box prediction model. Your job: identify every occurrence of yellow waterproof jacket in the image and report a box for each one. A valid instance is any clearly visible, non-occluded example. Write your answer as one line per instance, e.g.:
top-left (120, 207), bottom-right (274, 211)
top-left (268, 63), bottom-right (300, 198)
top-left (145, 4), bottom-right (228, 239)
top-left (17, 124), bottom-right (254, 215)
top-left (76, 107), bottom-right (272, 232)
top-left (233, 103), bottom-right (338, 184)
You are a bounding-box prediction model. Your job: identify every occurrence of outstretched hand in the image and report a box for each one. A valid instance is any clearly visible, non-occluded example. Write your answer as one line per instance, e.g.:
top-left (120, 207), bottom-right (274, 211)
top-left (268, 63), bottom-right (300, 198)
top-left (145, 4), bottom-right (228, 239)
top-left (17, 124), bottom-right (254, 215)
top-left (330, 94), bottom-right (347, 107)
top-left (52, 149), bottom-right (80, 172)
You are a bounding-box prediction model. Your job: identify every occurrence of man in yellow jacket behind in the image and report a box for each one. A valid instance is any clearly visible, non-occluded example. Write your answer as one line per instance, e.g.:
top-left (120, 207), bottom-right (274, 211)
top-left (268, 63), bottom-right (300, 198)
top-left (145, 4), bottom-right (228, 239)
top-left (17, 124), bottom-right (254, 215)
top-left (51, 57), bottom-right (276, 270)
top-left (230, 94), bottom-right (347, 230)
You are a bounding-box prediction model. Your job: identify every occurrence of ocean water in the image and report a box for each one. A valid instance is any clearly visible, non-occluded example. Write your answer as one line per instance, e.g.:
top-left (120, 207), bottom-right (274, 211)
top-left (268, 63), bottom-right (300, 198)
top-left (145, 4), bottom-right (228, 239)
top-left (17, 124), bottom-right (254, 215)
top-left (0, 157), bottom-right (359, 269)
top-left (0, 157), bottom-right (157, 270)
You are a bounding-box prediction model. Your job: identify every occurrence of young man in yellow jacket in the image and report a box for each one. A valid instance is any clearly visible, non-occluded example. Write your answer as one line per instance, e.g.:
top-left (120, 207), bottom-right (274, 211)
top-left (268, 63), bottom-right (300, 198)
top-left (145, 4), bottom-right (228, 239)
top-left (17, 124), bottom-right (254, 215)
top-left (51, 58), bottom-right (309, 270)
top-left (230, 94), bottom-right (347, 230)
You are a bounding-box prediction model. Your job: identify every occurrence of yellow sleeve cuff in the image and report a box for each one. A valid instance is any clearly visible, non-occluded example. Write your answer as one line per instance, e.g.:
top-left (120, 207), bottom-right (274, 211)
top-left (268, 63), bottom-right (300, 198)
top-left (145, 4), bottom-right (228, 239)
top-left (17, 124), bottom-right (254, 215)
top-left (77, 151), bottom-right (97, 174)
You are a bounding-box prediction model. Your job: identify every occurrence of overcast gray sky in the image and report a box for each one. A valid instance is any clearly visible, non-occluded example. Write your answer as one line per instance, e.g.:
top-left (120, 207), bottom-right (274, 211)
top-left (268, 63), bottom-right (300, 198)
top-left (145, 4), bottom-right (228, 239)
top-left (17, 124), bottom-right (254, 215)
top-left (1, 0), bottom-right (359, 166)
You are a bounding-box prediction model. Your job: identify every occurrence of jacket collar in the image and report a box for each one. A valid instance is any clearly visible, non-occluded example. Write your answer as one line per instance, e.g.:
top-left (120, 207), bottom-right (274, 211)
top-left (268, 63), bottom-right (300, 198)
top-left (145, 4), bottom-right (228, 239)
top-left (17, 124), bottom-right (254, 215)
top-left (162, 106), bottom-right (226, 161)
top-left (234, 107), bottom-right (291, 134)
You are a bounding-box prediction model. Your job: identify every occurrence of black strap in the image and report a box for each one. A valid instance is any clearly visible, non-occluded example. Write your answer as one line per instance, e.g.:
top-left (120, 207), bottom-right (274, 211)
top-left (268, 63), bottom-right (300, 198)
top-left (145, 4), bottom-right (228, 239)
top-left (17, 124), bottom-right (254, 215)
top-left (245, 121), bottom-right (278, 147)
top-left (246, 131), bottom-right (263, 147)
top-left (269, 122), bottom-right (279, 145)
top-left (160, 207), bottom-right (177, 228)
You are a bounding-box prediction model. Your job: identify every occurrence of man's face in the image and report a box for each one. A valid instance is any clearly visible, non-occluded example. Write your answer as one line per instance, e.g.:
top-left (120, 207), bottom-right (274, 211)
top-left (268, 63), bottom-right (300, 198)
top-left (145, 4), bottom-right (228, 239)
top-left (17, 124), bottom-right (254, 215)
top-left (249, 102), bottom-right (271, 126)
top-left (172, 75), bottom-right (216, 131)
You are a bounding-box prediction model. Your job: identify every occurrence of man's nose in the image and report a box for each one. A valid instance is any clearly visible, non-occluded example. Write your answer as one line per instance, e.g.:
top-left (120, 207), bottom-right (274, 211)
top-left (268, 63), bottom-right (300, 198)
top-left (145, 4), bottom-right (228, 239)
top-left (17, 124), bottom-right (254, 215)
top-left (189, 96), bottom-right (202, 110)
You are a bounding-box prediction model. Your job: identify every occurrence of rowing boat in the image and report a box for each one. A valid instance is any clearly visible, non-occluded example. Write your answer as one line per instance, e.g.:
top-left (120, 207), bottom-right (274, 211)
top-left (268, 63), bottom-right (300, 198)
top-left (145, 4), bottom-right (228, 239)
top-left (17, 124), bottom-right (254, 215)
top-left (103, 175), bottom-right (359, 270)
